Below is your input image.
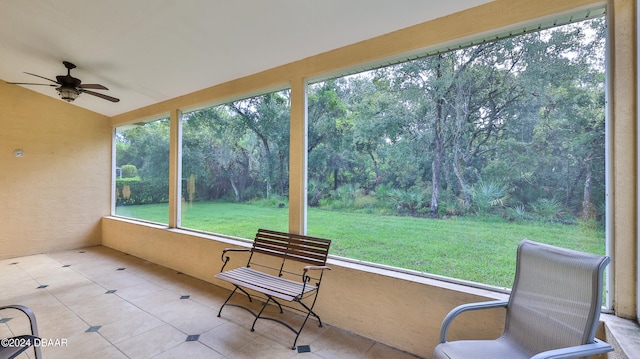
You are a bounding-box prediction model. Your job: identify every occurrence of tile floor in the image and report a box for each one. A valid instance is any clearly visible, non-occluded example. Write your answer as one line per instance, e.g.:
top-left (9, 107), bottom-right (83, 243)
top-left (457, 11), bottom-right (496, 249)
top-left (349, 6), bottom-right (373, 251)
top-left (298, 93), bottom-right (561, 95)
top-left (0, 246), bottom-right (420, 359)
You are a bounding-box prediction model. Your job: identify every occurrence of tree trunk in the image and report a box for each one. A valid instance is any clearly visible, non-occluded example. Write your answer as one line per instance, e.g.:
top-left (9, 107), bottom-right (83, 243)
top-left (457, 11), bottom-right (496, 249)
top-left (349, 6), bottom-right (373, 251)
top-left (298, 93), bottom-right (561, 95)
top-left (230, 177), bottom-right (241, 202)
top-left (580, 165), bottom-right (594, 221)
top-left (430, 55), bottom-right (445, 217)
top-left (452, 90), bottom-right (470, 208)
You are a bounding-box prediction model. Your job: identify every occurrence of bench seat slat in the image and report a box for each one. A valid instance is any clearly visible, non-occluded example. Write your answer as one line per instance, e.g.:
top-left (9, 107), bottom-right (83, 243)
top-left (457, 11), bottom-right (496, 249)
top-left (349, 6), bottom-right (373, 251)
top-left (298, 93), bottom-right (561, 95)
top-left (216, 267), bottom-right (317, 301)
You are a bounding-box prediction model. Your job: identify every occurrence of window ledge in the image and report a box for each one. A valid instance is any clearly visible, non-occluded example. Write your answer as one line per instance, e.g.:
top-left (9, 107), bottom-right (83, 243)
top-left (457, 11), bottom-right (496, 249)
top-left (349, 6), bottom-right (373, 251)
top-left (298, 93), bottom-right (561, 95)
top-left (601, 314), bottom-right (640, 359)
top-left (326, 255), bottom-right (510, 300)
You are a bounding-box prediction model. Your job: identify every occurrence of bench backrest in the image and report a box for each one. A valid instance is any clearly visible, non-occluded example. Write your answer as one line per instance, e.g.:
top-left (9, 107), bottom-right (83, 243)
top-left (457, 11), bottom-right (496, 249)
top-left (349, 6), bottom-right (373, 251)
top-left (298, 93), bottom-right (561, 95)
top-left (250, 229), bottom-right (331, 276)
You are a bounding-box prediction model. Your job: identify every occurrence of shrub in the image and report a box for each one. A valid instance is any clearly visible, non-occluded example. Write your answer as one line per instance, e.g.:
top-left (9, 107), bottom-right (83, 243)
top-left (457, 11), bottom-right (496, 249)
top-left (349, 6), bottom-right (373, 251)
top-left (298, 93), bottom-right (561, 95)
top-left (115, 178), bottom-right (169, 205)
top-left (120, 164), bottom-right (138, 178)
top-left (466, 181), bottom-right (509, 216)
top-left (505, 204), bottom-right (529, 223)
top-left (530, 198), bottom-right (563, 222)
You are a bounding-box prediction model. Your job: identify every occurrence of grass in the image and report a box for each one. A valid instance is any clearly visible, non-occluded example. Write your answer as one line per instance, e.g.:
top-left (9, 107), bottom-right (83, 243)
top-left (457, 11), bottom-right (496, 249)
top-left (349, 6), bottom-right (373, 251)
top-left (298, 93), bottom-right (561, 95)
top-left (115, 201), bottom-right (605, 288)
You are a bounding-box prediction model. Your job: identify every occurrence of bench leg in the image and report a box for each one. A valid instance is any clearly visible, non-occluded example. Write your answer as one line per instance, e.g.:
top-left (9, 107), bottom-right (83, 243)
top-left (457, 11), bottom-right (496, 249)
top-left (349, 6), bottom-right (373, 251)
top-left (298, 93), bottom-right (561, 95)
top-left (218, 288), bottom-right (324, 351)
top-left (217, 286), bottom-right (253, 317)
top-left (250, 296), bottom-right (273, 332)
top-left (290, 297), bottom-right (323, 350)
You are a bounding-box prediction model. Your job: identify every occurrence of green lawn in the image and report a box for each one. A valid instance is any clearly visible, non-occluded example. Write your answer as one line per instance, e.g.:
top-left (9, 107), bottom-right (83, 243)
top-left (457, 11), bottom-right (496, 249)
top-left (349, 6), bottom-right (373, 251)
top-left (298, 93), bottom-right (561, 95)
top-left (116, 201), bottom-right (605, 288)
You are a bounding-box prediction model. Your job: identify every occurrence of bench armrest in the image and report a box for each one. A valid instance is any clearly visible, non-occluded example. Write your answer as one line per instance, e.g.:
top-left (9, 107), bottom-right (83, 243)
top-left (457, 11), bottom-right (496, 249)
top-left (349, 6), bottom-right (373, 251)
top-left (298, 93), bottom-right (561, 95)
top-left (221, 247), bottom-right (250, 261)
top-left (220, 248), bottom-right (251, 271)
top-left (303, 265), bottom-right (331, 271)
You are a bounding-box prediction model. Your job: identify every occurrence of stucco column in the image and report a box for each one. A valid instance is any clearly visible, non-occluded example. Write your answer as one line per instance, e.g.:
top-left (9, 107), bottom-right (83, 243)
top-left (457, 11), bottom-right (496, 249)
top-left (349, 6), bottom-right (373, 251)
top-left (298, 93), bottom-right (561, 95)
top-left (289, 77), bottom-right (307, 234)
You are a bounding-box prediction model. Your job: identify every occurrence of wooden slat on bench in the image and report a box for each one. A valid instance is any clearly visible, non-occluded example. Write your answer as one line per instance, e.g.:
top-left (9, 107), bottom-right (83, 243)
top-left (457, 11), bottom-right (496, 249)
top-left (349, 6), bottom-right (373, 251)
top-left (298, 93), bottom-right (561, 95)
top-left (216, 267), bottom-right (317, 301)
top-left (254, 229), bottom-right (331, 266)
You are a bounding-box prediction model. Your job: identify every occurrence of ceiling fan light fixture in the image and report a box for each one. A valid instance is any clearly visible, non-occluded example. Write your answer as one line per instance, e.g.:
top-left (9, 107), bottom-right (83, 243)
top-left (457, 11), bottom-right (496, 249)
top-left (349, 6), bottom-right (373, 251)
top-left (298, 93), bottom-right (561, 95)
top-left (8, 61), bottom-right (119, 103)
top-left (57, 86), bottom-right (79, 102)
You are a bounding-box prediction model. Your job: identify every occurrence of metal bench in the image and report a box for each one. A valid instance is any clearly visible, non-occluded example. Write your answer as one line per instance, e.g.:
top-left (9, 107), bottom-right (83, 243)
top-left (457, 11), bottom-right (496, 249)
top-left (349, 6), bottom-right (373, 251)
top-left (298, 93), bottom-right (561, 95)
top-left (215, 228), bottom-right (332, 350)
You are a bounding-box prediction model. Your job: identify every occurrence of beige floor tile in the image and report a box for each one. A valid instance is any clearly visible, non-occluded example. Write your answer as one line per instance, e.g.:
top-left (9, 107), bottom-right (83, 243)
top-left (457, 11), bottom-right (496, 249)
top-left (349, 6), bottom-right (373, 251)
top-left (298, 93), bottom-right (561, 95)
top-left (46, 281), bottom-right (108, 305)
top-left (32, 305), bottom-right (77, 332)
top-left (0, 264), bottom-right (33, 287)
top-left (97, 310), bottom-right (165, 344)
top-left (226, 334), bottom-right (299, 359)
top-left (10, 254), bottom-right (55, 267)
top-left (115, 323), bottom-right (186, 358)
top-left (127, 288), bottom-right (183, 315)
top-left (154, 340), bottom-right (225, 359)
top-left (33, 270), bottom-right (94, 289)
top-left (308, 326), bottom-right (376, 359)
top-left (40, 331), bottom-right (114, 359)
top-left (91, 270), bottom-right (147, 290)
top-left (140, 296), bottom-right (204, 324)
top-left (1, 289), bottom-right (58, 314)
top-left (68, 297), bottom-right (141, 327)
top-left (0, 246), bottom-right (416, 359)
top-left (199, 321), bottom-right (261, 356)
top-left (37, 314), bottom-right (89, 339)
top-left (365, 342), bottom-right (421, 358)
top-left (113, 281), bottom-right (165, 301)
top-left (162, 302), bottom-right (226, 335)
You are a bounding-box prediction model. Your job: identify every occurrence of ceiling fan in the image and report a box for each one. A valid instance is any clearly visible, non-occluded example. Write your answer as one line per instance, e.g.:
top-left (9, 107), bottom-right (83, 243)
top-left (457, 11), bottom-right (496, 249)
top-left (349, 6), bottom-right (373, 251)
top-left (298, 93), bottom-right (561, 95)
top-left (6, 61), bottom-right (119, 103)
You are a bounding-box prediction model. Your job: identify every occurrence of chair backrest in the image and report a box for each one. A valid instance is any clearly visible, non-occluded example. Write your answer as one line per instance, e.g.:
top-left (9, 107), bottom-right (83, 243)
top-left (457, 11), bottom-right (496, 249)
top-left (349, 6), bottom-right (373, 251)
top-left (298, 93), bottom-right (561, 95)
top-left (503, 239), bottom-right (610, 356)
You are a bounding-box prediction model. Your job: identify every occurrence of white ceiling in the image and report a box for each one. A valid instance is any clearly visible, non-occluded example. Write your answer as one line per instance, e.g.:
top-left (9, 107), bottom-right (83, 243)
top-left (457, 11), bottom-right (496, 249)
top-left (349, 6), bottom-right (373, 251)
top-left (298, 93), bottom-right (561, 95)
top-left (0, 0), bottom-right (491, 117)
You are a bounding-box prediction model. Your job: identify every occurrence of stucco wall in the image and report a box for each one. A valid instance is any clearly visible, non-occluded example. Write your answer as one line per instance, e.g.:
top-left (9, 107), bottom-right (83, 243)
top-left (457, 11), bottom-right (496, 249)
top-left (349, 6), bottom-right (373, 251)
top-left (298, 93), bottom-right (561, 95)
top-left (0, 0), bottom-right (634, 356)
top-left (0, 82), bottom-right (111, 259)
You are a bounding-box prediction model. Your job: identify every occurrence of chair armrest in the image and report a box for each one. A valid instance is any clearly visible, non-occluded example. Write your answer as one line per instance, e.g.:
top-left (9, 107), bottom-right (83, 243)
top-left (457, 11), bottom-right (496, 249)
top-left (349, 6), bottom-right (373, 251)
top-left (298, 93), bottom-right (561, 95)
top-left (530, 338), bottom-right (613, 359)
top-left (438, 300), bottom-right (508, 343)
top-left (0, 305), bottom-right (39, 337)
top-left (0, 304), bottom-right (42, 359)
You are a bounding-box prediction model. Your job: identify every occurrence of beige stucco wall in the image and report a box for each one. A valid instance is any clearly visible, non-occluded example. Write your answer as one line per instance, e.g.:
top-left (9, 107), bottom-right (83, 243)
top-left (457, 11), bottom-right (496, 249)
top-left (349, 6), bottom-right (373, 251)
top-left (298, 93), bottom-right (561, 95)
top-left (0, 82), bottom-right (111, 259)
top-left (0, 0), bottom-right (634, 357)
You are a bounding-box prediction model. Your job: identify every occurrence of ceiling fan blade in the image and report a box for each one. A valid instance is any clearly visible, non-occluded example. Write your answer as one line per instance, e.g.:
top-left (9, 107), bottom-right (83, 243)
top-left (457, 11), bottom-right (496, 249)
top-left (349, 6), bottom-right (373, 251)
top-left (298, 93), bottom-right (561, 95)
top-left (24, 72), bottom-right (60, 84)
top-left (5, 81), bottom-right (57, 87)
top-left (79, 83), bottom-right (109, 90)
top-left (80, 89), bottom-right (120, 102)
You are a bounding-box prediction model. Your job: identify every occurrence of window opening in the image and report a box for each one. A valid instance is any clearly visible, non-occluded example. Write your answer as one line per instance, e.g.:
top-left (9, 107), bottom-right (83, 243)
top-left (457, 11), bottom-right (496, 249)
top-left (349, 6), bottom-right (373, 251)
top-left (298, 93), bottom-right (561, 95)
top-left (113, 118), bottom-right (171, 224)
top-left (179, 90), bottom-right (291, 238)
top-left (306, 15), bottom-right (608, 297)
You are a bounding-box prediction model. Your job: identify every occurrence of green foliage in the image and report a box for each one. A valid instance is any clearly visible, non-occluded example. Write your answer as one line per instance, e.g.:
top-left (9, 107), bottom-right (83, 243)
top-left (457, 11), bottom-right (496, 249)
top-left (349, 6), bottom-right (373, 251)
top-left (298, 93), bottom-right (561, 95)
top-left (387, 188), bottom-right (429, 216)
top-left (505, 204), bottom-right (529, 223)
top-left (248, 195), bottom-right (288, 208)
top-left (115, 178), bottom-right (168, 205)
top-left (466, 181), bottom-right (510, 216)
top-left (120, 164), bottom-right (138, 178)
top-left (530, 198), bottom-right (565, 222)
